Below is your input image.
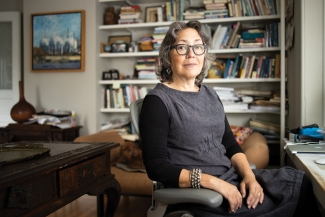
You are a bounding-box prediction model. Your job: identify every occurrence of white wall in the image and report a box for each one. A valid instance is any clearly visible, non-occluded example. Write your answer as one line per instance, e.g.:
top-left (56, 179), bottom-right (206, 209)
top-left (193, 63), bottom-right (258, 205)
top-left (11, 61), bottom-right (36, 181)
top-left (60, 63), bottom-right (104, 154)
top-left (0, 0), bottom-right (23, 12)
top-left (287, 0), bottom-right (324, 129)
top-left (23, 0), bottom-right (98, 135)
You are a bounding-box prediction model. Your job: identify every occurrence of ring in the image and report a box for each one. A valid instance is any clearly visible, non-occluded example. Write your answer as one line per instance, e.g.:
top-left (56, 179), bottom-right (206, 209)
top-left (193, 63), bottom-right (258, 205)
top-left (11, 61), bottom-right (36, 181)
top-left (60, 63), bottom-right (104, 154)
top-left (258, 193), bottom-right (261, 196)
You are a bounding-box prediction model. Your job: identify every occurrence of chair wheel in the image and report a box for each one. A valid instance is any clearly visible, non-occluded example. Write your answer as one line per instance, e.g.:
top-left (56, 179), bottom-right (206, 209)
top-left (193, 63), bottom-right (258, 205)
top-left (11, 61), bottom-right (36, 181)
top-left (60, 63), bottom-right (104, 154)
top-left (164, 211), bottom-right (194, 217)
top-left (181, 214), bottom-right (194, 217)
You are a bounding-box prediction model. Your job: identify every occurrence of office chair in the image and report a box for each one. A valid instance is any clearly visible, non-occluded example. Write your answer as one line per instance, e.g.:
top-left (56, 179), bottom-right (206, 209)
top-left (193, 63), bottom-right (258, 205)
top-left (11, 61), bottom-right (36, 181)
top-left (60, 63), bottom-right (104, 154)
top-left (130, 98), bottom-right (223, 217)
top-left (130, 99), bottom-right (256, 217)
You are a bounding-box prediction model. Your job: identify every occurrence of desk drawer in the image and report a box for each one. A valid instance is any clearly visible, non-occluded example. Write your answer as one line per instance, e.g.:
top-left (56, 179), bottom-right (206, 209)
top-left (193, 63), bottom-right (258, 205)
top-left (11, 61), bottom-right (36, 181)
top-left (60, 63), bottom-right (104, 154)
top-left (59, 155), bottom-right (106, 196)
top-left (0, 173), bottom-right (53, 216)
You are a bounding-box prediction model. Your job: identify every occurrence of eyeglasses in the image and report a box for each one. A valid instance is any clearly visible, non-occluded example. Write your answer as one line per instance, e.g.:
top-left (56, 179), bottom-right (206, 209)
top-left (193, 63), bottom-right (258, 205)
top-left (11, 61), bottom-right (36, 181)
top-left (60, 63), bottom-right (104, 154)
top-left (170, 44), bottom-right (207, 56)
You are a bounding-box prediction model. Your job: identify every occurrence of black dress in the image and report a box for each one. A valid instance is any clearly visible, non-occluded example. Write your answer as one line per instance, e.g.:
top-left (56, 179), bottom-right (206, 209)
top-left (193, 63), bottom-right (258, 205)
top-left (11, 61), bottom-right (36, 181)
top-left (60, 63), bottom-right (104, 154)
top-left (140, 83), bottom-right (304, 217)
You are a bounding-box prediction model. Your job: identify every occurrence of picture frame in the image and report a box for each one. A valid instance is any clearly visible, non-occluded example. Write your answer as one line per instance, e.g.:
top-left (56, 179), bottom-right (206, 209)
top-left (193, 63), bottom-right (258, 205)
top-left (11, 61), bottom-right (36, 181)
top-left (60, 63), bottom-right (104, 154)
top-left (111, 43), bottom-right (128, 53)
top-left (101, 43), bottom-right (111, 53)
top-left (108, 35), bottom-right (132, 46)
top-left (31, 10), bottom-right (85, 72)
top-left (145, 7), bottom-right (158, 23)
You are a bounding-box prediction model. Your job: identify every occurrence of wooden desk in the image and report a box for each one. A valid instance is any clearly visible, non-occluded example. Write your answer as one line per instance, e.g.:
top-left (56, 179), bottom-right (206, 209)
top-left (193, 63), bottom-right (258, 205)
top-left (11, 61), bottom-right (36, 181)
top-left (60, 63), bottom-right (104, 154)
top-left (0, 124), bottom-right (82, 144)
top-left (0, 141), bottom-right (121, 217)
top-left (285, 148), bottom-right (325, 208)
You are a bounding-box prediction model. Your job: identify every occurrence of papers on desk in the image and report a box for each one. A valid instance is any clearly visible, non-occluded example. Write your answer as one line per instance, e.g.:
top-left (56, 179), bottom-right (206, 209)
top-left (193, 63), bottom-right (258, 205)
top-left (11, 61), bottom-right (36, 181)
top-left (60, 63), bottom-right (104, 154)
top-left (24, 115), bottom-right (72, 129)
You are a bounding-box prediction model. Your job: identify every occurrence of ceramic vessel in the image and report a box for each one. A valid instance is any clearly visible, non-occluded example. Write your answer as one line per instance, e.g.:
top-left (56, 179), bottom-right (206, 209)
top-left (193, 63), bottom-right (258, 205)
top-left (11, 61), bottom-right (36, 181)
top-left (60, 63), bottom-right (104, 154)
top-left (10, 81), bottom-right (36, 123)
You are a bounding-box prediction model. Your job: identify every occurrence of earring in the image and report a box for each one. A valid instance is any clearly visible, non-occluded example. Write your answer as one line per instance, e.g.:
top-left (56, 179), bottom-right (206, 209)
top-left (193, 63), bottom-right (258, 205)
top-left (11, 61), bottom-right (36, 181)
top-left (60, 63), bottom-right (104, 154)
top-left (166, 68), bottom-right (171, 74)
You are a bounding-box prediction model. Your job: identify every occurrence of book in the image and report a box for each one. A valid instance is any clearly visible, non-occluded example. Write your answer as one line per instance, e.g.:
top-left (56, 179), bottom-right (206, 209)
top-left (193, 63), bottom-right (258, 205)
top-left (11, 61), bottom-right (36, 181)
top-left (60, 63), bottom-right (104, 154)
top-left (231, 54), bottom-right (242, 78)
top-left (221, 27), bottom-right (233, 48)
top-left (227, 21), bottom-right (241, 48)
top-left (256, 56), bottom-right (265, 78)
top-left (250, 126), bottom-right (280, 135)
top-left (179, 0), bottom-right (184, 20)
top-left (214, 26), bottom-right (228, 49)
top-left (249, 118), bottom-right (280, 132)
top-left (274, 53), bottom-right (280, 78)
top-left (211, 24), bottom-right (222, 49)
top-left (236, 89), bottom-right (271, 96)
top-left (250, 57), bottom-right (259, 78)
top-left (239, 56), bottom-right (249, 78)
top-left (247, 55), bottom-right (256, 78)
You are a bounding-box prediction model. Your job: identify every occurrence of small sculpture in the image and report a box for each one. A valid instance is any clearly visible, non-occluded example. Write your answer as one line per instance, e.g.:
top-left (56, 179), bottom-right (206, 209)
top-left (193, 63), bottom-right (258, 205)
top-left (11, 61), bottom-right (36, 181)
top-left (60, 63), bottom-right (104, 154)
top-left (104, 6), bottom-right (118, 25)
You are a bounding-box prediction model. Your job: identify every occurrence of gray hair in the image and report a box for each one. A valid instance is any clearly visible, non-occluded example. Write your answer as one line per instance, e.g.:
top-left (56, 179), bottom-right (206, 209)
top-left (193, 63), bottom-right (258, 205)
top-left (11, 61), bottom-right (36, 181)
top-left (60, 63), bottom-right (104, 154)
top-left (156, 20), bottom-right (215, 85)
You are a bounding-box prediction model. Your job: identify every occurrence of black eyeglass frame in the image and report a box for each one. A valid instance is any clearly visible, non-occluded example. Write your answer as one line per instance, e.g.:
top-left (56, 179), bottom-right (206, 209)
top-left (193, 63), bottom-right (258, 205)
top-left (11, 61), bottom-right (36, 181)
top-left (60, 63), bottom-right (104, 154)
top-left (170, 44), bottom-right (207, 56)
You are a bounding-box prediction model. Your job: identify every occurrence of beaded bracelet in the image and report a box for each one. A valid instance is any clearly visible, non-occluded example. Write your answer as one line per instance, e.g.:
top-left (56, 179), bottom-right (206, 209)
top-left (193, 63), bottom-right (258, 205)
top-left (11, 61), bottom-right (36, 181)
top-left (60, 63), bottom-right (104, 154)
top-left (190, 168), bottom-right (202, 188)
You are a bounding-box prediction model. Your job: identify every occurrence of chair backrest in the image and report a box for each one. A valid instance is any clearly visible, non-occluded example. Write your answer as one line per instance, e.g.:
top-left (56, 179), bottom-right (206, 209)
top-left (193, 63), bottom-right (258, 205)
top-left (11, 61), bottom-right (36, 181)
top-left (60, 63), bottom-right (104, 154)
top-left (130, 98), bottom-right (144, 139)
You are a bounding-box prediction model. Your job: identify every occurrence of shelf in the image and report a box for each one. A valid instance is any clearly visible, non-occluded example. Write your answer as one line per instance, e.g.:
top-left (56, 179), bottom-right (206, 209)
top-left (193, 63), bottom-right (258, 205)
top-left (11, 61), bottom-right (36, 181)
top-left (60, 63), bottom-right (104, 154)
top-left (99, 79), bottom-right (159, 84)
top-left (99, 47), bottom-right (280, 58)
top-left (99, 78), bottom-right (281, 85)
top-left (209, 47), bottom-right (280, 53)
top-left (99, 0), bottom-right (125, 2)
top-left (100, 108), bottom-right (280, 114)
top-left (99, 15), bottom-right (281, 30)
top-left (100, 51), bottom-right (158, 57)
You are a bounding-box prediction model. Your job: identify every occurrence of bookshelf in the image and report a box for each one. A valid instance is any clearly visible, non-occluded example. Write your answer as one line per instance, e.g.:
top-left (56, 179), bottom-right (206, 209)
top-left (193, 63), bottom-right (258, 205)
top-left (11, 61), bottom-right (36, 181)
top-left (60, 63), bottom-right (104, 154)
top-left (97, 0), bottom-right (285, 165)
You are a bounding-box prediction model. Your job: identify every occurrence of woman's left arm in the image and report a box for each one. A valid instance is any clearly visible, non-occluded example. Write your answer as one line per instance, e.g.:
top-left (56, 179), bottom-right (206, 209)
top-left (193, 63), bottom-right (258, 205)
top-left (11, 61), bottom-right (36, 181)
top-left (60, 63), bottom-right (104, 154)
top-left (231, 152), bottom-right (264, 209)
top-left (221, 116), bottom-right (264, 209)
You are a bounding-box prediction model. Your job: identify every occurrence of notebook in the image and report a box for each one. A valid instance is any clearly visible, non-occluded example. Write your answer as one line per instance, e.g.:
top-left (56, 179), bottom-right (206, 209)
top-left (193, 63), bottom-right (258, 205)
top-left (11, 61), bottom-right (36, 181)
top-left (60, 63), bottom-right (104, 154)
top-left (287, 144), bottom-right (325, 154)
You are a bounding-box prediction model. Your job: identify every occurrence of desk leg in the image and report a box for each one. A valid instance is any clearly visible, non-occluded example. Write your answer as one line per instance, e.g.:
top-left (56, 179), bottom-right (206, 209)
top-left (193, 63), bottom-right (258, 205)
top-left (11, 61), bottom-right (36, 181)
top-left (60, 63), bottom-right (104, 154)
top-left (97, 194), bottom-right (104, 217)
top-left (92, 178), bottom-right (121, 217)
top-left (103, 181), bottom-right (121, 217)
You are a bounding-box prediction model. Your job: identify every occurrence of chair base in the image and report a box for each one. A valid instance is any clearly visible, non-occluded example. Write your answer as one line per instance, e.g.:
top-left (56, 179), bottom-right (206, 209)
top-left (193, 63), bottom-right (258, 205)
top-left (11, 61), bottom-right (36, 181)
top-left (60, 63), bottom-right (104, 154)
top-left (165, 211), bottom-right (195, 217)
top-left (147, 202), bottom-right (195, 217)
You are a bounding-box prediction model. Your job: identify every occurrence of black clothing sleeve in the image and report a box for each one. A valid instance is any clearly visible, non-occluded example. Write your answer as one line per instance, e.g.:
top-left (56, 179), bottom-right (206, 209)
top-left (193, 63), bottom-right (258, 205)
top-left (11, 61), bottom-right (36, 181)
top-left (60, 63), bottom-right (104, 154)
top-left (139, 95), bottom-right (243, 187)
top-left (222, 116), bottom-right (244, 158)
top-left (140, 95), bottom-right (182, 187)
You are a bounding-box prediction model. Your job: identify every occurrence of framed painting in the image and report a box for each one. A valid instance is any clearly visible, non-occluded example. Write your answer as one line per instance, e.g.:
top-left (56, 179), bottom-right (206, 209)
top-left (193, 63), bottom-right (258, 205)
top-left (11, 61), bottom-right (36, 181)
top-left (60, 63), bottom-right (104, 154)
top-left (31, 10), bottom-right (85, 72)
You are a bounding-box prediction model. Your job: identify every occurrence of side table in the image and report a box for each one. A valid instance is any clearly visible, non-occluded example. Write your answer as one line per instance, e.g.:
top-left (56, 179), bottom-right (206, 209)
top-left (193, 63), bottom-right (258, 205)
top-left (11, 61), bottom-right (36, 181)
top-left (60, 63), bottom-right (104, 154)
top-left (0, 124), bottom-right (82, 144)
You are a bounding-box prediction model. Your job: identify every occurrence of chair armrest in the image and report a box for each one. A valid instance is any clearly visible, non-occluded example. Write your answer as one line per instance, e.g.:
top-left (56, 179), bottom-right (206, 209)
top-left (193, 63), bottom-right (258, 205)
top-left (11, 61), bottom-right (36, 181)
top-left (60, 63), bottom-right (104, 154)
top-left (153, 188), bottom-right (223, 208)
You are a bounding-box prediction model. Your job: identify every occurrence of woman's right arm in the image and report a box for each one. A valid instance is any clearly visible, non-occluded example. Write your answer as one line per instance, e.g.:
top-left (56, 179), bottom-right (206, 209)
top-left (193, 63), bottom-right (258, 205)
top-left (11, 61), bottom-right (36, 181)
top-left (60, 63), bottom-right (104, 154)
top-left (140, 95), bottom-right (182, 187)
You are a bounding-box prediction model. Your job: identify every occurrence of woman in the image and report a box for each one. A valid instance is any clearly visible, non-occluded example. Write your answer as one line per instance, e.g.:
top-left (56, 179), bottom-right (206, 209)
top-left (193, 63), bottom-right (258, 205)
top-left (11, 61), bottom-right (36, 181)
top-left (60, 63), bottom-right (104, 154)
top-left (139, 20), bottom-right (321, 217)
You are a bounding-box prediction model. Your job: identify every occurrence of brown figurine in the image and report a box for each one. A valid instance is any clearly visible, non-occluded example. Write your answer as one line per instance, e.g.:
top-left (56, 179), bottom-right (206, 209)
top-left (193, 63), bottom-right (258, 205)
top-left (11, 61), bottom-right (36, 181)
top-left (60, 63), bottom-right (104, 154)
top-left (104, 6), bottom-right (118, 25)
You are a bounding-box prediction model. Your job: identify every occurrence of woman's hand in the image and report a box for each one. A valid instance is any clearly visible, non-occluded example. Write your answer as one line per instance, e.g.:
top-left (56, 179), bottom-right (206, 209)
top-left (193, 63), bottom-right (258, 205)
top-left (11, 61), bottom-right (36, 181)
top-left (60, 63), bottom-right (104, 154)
top-left (199, 172), bottom-right (242, 213)
top-left (239, 175), bottom-right (264, 209)
top-left (217, 179), bottom-right (243, 213)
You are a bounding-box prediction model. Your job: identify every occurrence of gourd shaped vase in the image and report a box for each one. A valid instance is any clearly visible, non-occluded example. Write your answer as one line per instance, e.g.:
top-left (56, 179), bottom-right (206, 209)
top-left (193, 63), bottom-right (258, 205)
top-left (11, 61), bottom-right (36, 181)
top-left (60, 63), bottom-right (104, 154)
top-left (10, 81), bottom-right (36, 123)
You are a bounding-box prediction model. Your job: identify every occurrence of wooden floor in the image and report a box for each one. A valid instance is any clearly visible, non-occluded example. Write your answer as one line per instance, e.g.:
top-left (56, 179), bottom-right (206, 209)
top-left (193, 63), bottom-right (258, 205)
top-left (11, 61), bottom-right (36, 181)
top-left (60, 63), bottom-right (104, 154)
top-left (47, 195), bottom-right (152, 217)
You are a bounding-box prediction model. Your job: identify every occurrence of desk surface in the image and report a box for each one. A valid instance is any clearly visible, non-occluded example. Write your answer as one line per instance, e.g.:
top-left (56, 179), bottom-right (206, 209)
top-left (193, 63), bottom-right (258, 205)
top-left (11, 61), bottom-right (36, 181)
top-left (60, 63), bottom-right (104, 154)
top-left (286, 149), bottom-right (325, 208)
top-left (0, 141), bottom-right (120, 217)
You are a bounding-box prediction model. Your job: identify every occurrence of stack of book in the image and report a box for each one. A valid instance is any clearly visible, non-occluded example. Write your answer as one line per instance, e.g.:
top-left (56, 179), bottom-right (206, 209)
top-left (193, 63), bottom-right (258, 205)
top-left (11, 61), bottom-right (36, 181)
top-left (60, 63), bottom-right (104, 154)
top-left (203, 0), bottom-right (229, 19)
top-left (183, 7), bottom-right (205, 20)
top-left (152, 26), bottom-right (169, 51)
top-left (135, 57), bottom-right (157, 79)
top-left (138, 35), bottom-right (153, 51)
top-left (214, 86), bottom-right (249, 111)
top-left (118, 5), bottom-right (143, 24)
top-left (235, 88), bottom-right (280, 113)
top-left (249, 118), bottom-right (280, 141)
top-left (214, 86), bottom-right (239, 102)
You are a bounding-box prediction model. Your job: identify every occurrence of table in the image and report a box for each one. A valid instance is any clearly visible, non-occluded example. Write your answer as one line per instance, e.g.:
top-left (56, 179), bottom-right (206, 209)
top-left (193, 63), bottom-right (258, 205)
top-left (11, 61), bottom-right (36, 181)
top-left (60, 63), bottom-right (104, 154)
top-left (285, 148), bottom-right (325, 209)
top-left (0, 124), bottom-right (82, 144)
top-left (0, 141), bottom-right (121, 217)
